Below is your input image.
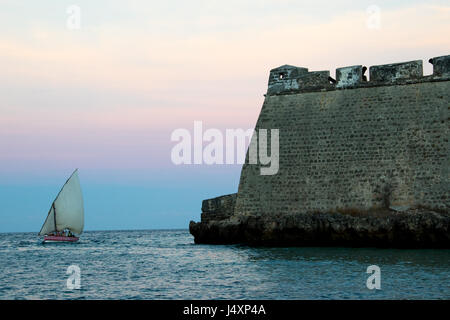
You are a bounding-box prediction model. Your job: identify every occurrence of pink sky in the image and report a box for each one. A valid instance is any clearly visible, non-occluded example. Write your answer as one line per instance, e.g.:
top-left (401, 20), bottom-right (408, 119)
top-left (0, 1), bottom-right (449, 179)
top-left (0, 1), bottom-right (449, 231)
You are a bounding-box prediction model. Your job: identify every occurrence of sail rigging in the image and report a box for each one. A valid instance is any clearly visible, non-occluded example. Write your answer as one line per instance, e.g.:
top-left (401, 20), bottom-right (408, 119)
top-left (39, 169), bottom-right (84, 236)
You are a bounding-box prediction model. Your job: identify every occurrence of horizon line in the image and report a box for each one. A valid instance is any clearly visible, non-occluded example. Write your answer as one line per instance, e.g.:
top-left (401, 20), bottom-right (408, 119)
top-left (0, 228), bottom-right (190, 235)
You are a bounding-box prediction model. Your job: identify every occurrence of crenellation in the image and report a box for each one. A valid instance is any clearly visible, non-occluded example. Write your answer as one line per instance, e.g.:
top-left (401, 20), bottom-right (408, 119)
top-left (267, 65), bottom-right (309, 95)
top-left (268, 65), bottom-right (309, 84)
top-left (266, 57), bottom-right (450, 95)
top-left (369, 60), bottom-right (423, 83)
top-left (336, 65), bottom-right (363, 88)
top-left (429, 54), bottom-right (450, 77)
top-left (296, 70), bottom-right (333, 91)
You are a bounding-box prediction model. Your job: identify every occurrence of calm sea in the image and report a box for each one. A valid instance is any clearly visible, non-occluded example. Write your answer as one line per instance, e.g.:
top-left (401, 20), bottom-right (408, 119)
top-left (0, 230), bottom-right (448, 299)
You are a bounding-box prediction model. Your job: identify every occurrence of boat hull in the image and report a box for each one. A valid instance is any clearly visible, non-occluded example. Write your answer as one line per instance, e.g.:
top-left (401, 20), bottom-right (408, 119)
top-left (43, 235), bottom-right (79, 243)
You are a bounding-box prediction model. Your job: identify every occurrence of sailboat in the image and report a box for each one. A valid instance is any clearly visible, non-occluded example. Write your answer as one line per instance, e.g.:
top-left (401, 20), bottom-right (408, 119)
top-left (39, 169), bottom-right (84, 243)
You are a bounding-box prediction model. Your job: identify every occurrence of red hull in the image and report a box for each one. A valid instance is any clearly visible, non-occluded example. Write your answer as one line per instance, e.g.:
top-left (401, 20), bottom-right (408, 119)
top-left (43, 235), bottom-right (79, 243)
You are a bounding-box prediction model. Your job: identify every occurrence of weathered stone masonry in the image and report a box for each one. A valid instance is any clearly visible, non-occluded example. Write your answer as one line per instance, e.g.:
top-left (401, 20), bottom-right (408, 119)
top-left (200, 194), bottom-right (236, 223)
top-left (190, 55), bottom-right (450, 247)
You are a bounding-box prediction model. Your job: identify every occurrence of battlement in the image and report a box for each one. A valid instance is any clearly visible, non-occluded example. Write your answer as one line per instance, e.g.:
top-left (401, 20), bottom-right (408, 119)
top-left (267, 55), bottom-right (450, 95)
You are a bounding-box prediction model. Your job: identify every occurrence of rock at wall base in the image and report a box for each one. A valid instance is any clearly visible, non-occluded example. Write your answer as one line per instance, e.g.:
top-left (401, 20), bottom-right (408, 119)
top-left (189, 209), bottom-right (450, 248)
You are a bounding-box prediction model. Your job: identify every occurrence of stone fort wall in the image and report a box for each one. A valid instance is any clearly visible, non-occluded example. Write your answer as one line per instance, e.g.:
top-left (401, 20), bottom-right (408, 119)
top-left (230, 55), bottom-right (450, 219)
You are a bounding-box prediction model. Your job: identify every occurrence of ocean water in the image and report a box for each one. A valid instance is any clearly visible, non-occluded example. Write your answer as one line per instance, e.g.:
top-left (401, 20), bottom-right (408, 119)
top-left (0, 230), bottom-right (448, 300)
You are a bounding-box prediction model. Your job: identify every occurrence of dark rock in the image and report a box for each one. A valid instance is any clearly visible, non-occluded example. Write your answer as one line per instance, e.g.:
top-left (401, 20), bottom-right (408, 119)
top-left (189, 209), bottom-right (450, 248)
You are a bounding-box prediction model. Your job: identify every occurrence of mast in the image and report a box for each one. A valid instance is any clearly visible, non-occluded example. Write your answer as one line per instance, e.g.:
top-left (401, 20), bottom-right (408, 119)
top-left (53, 203), bottom-right (57, 232)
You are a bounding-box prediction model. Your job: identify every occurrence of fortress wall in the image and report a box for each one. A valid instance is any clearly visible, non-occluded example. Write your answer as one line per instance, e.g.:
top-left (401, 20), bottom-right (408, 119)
top-left (234, 80), bottom-right (449, 217)
top-left (200, 193), bottom-right (237, 222)
top-left (190, 56), bottom-right (450, 246)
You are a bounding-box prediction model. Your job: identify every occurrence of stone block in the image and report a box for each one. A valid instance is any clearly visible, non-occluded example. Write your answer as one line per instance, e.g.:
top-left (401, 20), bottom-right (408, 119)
top-left (336, 65), bottom-right (363, 88)
top-left (369, 60), bottom-right (423, 82)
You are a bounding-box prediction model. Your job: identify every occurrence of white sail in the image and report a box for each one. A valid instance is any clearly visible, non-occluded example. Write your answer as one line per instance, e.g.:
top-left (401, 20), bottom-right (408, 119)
top-left (39, 170), bottom-right (84, 236)
top-left (39, 206), bottom-right (56, 236)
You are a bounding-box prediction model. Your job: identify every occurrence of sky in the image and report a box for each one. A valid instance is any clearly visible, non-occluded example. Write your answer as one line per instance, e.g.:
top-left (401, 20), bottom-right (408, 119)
top-left (0, 0), bottom-right (449, 232)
